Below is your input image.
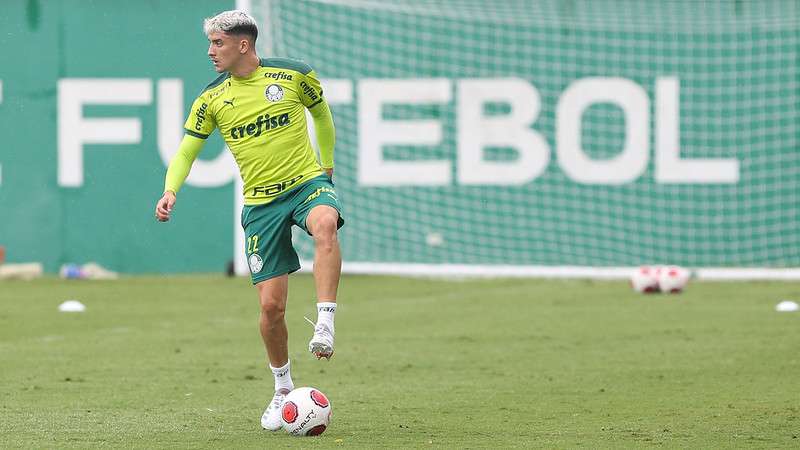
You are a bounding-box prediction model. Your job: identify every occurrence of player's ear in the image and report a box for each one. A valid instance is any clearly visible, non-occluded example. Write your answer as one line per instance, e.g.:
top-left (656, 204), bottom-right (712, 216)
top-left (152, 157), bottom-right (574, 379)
top-left (239, 38), bottom-right (249, 54)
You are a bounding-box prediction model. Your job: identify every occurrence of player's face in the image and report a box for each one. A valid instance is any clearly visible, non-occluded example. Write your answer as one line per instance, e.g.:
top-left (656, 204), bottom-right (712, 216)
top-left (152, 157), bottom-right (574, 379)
top-left (207, 31), bottom-right (242, 73)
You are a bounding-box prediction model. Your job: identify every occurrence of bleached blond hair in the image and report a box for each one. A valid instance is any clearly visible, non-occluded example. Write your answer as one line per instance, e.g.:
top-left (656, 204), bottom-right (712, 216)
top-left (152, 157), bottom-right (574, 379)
top-left (203, 10), bottom-right (258, 42)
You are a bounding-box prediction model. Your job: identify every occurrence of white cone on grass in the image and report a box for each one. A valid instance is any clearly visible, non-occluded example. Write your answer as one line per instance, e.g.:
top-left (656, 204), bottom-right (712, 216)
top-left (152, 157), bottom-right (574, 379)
top-left (775, 300), bottom-right (799, 312)
top-left (59, 300), bottom-right (86, 312)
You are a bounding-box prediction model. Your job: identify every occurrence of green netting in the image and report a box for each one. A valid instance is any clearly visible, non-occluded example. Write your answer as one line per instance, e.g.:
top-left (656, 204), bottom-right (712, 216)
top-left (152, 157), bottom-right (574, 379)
top-left (252, 0), bottom-right (800, 267)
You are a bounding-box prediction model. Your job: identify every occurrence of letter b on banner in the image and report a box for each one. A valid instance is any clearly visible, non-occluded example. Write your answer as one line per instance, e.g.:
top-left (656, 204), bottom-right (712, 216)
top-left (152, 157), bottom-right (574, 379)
top-left (457, 78), bottom-right (550, 185)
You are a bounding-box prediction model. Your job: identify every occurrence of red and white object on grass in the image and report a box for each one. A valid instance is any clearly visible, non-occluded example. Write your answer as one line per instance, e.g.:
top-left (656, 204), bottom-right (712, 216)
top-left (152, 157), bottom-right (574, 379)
top-left (281, 387), bottom-right (332, 436)
top-left (630, 266), bottom-right (661, 293)
top-left (657, 265), bottom-right (691, 293)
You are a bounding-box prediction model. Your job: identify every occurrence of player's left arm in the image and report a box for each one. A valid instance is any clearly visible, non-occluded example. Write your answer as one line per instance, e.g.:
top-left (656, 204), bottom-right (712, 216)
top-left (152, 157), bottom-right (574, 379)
top-left (299, 69), bottom-right (335, 177)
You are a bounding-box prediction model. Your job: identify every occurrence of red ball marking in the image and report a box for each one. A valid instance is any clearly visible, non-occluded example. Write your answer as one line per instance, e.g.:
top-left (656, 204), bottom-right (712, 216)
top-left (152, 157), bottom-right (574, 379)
top-left (308, 424), bottom-right (327, 436)
top-left (310, 389), bottom-right (329, 408)
top-left (282, 401), bottom-right (298, 423)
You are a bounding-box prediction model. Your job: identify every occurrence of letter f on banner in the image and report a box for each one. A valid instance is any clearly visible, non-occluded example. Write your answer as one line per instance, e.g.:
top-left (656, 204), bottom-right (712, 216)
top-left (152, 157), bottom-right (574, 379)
top-left (58, 79), bottom-right (152, 187)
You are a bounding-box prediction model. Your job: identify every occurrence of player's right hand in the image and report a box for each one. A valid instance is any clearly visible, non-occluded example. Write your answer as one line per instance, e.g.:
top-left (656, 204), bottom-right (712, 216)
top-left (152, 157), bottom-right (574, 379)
top-left (155, 191), bottom-right (176, 222)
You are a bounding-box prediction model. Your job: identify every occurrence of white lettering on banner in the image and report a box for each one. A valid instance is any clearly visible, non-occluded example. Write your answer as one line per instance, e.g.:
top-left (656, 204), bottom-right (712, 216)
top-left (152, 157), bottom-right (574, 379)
top-left (58, 79), bottom-right (152, 187)
top-left (0, 79), bottom-right (3, 186)
top-left (655, 77), bottom-right (739, 183)
top-left (356, 76), bottom-right (739, 187)
top-left (47, 76), bottom-right (741, 278)
top-left (457, 78), bottom-right (549, 185)
top-left (358, 78), bottom-right (452, 186)
top-left (157, 79), bottom-right (236, 187)
top-left (53, 76), bottom-right (739, 193)
top-left (557, 77), bottom-right (650, 185)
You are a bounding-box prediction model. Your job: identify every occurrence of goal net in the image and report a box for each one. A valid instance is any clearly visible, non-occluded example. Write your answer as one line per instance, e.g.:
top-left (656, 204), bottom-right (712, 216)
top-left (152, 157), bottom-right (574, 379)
top-left (247, 0), bottom-right (800, 277)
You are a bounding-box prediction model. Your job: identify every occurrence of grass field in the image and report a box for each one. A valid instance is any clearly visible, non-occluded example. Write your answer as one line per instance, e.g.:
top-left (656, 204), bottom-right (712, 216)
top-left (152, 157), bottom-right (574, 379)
top-left (1, 274), bottom-right (799, 448)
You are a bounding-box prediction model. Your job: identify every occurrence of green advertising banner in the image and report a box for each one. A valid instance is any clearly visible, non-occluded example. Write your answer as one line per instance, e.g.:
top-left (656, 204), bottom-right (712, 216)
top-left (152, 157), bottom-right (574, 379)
top-left (1, 0), bottom-right (238, 274)
top-left (2, 0), bottom-right (799, 276)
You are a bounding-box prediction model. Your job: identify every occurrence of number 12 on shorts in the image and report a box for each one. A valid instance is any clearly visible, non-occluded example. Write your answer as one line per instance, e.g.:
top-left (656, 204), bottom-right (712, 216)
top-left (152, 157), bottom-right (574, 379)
top-left (246, 235), bottom-right (259, 254)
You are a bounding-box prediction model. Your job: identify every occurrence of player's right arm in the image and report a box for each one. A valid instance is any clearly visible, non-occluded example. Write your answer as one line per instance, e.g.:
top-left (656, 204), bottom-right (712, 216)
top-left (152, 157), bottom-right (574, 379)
top-left (155, 94), bottom-right (217, 222)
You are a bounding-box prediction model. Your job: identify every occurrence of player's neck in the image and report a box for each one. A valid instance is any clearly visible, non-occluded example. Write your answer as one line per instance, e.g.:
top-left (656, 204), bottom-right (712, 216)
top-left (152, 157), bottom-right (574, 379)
top-left (230, 53), bottom-right (261, 79)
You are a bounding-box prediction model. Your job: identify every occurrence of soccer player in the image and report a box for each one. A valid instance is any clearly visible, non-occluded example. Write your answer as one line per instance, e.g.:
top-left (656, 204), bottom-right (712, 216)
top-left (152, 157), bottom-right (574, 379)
top-left (153, 10), bottom-right (342, 431)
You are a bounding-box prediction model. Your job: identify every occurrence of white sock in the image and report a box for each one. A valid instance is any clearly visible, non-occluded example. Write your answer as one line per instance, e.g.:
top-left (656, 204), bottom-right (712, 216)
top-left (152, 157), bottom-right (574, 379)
top-left (270, 361), bottom-right (294, 393)
top-left (316, 302), bottom-right (336, 330)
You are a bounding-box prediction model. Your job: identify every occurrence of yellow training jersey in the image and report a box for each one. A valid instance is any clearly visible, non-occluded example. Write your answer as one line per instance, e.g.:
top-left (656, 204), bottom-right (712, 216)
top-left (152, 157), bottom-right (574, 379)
top-left (184, 58), bottom-right (327, 205)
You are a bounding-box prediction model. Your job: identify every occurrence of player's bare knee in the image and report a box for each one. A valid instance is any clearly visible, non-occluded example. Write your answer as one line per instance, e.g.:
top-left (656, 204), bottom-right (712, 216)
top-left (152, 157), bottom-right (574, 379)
top-left (311, 214), bottom-right (339, 248)
top-left (257, 286), bottom-right (286, 321)
top-left (260, 298), bottom-right (286, 323)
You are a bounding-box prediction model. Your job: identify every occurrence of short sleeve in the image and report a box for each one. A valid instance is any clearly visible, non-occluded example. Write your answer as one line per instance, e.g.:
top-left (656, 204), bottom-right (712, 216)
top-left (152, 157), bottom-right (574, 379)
top-left (183, 95), bottom-right (216, 138)
top-left (297, 70), bottom-right (325, 109)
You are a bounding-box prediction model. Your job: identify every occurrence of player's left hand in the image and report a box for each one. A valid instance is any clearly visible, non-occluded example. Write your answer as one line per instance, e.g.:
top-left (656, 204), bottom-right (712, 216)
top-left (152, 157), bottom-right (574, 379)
top-left (324, 168), bottom-right (333, 180)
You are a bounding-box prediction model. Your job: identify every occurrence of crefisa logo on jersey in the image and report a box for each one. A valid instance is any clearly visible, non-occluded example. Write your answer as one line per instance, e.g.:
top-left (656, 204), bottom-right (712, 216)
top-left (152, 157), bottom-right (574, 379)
top-left (248, 253), bottom-right (264, 273)
top-left (265, 84), bottom-right (284, 102)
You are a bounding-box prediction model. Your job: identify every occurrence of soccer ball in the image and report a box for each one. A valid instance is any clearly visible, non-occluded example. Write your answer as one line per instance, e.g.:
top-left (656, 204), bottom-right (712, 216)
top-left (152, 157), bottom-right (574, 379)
top-left (281, 387), bottom-right (332, 436)
top-left (630, 266), bottom-right (660, 293)
top-left (657, 266), bottom-right (690, 293)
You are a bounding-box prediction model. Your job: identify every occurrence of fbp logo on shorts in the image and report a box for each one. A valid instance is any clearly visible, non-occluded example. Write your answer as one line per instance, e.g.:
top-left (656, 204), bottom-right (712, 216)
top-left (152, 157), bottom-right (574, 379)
top-left (248, 253), bottom-right (264, 273)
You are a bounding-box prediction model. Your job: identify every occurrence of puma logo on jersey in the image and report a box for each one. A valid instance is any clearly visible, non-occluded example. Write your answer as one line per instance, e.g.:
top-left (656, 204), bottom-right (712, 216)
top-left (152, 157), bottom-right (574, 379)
top-left (223, 98), bottom-right (235, 108)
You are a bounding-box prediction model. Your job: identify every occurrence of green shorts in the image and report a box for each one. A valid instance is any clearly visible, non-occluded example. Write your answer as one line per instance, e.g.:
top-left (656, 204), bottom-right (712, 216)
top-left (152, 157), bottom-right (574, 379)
top-left (241, 174), bottom-right (344, 284)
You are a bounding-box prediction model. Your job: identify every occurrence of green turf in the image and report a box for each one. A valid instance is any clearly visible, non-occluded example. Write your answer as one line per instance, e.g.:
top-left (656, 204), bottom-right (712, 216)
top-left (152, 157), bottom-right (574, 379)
top-left (1, 275), bottom-right (799, 448)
